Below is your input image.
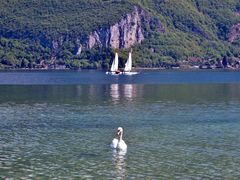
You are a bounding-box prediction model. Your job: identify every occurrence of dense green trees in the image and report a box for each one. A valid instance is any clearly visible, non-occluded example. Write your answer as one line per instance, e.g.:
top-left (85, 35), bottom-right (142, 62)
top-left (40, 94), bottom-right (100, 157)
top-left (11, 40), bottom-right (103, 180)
top-left (130, 0), bottom-right (240, 67)
top-left (0, 0), bottom-right (239, 69)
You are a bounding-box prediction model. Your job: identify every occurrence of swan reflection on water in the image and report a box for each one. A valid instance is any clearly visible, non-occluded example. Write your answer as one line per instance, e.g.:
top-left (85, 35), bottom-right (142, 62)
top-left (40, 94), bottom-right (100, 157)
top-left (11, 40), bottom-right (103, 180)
top-left (111, 127), bottom-right (127, 178)
top-left (112, 149), bottom-right (127, 179)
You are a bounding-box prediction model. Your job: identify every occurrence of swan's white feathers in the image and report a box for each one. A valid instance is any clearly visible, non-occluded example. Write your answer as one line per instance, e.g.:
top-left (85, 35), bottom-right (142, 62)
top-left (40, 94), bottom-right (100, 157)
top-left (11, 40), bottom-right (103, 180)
top-left (111, 127), bottom-right (127, 151)
top-left (111, 138), bottom-right (118, 149)
top-left (117, 139), bottom-right (127, 150)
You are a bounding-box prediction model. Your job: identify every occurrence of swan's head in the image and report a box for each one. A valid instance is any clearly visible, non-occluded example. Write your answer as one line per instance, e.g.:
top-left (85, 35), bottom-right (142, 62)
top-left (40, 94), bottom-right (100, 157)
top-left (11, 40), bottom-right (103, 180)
top-left (117, 127), bottom-right (123, 136)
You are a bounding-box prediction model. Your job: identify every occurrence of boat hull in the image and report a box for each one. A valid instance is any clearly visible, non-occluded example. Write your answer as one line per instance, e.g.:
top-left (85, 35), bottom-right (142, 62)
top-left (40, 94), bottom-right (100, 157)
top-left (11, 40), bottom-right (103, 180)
top-left (106, 71), bottom-right (123, 75)
top-left (122, 72), bottom-right (139, 75)
top-left (106, 71), bottom-right (139, 75)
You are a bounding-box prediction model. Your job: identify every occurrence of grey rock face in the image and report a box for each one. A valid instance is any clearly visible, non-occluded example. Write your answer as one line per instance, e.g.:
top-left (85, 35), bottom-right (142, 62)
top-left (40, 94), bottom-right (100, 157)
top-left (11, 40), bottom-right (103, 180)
top-left (49, 6), bottom-right (165, 58)
top-left (84, 6), bottom-right (164, 50)
top-left (229, 23), bottom-right (240, 43)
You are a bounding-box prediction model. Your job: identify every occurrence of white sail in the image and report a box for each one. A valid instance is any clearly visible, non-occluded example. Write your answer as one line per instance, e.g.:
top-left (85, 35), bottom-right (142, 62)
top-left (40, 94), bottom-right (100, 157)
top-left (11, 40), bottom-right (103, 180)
top-left (124, 52), bottom-right (132, 72)
top-left (110, 52), bottom-right (119, 72)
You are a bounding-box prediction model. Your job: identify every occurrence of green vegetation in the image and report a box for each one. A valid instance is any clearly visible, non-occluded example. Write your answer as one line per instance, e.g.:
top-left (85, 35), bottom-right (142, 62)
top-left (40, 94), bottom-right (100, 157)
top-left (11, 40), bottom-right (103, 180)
top-left (130, 0), bottom-right (240, 67)
top-left (0, 0), bottom-right (133, 38)
top-left (0, 37), bottom-right (51, 68)
top-left (0, 0), bottom-right (239, 69)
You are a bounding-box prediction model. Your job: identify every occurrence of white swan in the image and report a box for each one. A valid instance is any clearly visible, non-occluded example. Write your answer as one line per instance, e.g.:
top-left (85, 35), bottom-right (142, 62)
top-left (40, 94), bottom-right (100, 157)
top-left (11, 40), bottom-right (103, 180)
top-left (111, 127), bottom-right (127, 151)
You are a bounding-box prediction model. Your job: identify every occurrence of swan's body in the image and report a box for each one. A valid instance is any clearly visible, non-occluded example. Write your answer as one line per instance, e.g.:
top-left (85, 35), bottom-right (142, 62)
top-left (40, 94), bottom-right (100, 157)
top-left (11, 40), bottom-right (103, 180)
top-left (111, 138), bottom-right (127, 150)
top-left (111, 138), bottom-right (119, 149)
top-left (111, 127), bottom-right (127, 151)
top-left (117, 139), bottom-right (127, 150)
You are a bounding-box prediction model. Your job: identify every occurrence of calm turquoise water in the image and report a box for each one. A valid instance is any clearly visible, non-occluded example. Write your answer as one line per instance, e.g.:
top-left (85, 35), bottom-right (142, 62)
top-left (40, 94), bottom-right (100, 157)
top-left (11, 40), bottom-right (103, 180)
top-left (0, 71), bottom-right (240, 179)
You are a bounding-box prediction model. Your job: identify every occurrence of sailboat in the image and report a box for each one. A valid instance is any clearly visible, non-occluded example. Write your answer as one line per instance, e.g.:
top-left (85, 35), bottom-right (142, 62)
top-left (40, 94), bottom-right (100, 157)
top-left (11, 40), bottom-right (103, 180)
top-left (106, 52), bottom-right (122, 75)
top-left (123, 50), bottom-right (138, 75)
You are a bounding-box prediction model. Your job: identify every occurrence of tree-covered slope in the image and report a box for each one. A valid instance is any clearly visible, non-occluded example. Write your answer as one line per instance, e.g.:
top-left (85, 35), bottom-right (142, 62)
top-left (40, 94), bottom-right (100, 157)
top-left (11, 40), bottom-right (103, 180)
top-left (0, 0), bottom-right (240, 69)
top-left (1, 0), bottom-right (133, 38)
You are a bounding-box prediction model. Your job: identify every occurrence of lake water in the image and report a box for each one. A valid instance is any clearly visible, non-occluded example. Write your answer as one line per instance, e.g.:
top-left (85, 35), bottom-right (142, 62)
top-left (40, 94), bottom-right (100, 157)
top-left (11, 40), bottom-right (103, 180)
top-left (0, 70), bottom-right (240, 179)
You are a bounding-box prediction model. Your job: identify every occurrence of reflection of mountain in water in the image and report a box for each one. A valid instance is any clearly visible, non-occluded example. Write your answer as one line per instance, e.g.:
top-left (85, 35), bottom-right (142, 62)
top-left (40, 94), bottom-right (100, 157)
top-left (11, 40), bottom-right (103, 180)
top-left (1, 84), bottom-right (240, 105)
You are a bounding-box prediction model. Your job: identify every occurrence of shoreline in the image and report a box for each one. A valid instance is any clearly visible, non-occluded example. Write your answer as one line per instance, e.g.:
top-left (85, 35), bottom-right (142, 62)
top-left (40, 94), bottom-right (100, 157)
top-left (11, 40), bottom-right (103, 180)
top-left (1, 67), bottom-right (240, 72)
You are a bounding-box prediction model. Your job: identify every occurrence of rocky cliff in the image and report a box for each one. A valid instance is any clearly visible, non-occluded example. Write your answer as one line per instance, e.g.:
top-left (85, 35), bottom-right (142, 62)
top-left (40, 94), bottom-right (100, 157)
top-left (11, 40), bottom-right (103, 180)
top-left (76, 6), bottom-right (165, 54)
top-left (229, 23), bottom-right (240, 43)
top-left (228, 10), bottom-right (240, 43)
top-left (43, 6), bottom-right (165, 59)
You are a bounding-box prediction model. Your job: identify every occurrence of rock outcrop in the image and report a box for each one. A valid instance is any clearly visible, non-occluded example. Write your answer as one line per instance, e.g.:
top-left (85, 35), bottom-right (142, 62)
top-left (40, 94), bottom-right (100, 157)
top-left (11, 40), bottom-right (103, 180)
top-left (77, 6), bottom-right (164, 53)
top-left (236, 10), bottom-right (240, 16)
top-left (48, 6), bottom-right (165, 57)
top-left (229, 23), bottom-right (240, 43)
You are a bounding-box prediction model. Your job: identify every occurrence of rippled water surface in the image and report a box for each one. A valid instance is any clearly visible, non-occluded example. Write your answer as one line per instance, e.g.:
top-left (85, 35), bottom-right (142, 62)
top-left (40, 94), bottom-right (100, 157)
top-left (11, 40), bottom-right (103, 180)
top-left (0, 71), bottom-right (240, 179)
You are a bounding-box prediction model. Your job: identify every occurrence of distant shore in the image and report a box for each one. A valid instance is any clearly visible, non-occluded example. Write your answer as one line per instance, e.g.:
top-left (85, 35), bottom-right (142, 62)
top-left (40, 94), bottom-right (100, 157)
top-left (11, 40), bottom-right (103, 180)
top-left (1, 57), bottom-right (240, 71)
top-left (1, 66), bottom-right (240, 72)
top-left (134, 67), bottom-right (240, 71)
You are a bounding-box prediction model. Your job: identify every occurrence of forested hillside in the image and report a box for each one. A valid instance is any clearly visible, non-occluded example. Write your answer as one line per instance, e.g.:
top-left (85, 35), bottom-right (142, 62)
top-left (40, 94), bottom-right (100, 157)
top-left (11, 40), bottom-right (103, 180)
top-left (0, 0), bottom-right (240, 69)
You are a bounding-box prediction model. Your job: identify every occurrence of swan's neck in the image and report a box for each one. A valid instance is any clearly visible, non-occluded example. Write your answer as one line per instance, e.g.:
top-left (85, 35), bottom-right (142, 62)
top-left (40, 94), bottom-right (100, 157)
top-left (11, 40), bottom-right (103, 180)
top-left (119, 132), bottom-right (123, 141)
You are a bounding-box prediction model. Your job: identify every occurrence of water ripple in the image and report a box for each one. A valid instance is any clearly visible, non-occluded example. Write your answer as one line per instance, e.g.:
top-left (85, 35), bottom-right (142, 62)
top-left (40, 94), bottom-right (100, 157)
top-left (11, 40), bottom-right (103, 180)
top-left (1, 85), bottom-right (240, 178)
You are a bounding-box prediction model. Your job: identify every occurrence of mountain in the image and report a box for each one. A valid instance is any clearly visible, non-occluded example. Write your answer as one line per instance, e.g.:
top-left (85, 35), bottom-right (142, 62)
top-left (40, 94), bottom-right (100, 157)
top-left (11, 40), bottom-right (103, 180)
top-left (0, 0), bottom-right (240, 69)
